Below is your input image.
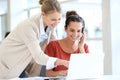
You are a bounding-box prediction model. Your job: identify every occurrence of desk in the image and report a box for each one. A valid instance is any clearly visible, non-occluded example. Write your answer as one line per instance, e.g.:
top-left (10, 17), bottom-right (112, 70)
top-left (9, 75), bottom-right (120, 80)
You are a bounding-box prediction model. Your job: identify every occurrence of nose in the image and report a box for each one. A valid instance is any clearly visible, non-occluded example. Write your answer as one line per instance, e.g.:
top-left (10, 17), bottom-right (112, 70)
top-left (73, 31), bottom-right (78, 37)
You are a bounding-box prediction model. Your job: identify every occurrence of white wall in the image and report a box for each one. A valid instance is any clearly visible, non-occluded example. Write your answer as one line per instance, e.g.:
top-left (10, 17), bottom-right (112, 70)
top-left (0, 0), bottom-right (7, 41)
top-left (102, 0), bottom-right (112, 75)
top-left (110, 0), bottom-right (120, 75)
top-left (7, 0), bottom-right (39, 31)
top-left (7, 0), bottom-right (27, 31)
top-left (102, 0), bottom-right (120, 75)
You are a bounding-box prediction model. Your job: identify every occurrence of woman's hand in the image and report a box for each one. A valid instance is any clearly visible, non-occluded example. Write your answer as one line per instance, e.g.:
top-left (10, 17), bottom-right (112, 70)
top-left (78, 31), bottom-right (86, 53)
top-left (47, 58), bottom-right (69, 77)
top-left (55, 59), bottom-right (69, 68)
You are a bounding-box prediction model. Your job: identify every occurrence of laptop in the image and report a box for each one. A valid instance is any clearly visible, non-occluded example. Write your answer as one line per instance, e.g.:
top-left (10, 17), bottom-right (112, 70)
top-left (31, 53), bottom-right (104, 80)
top-left (66, 53), bottom-right (104, 80)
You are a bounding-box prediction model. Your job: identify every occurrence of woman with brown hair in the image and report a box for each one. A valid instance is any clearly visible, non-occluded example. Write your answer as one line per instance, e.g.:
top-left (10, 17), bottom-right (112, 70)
top-left (44, 10), bottom-right (89, 77)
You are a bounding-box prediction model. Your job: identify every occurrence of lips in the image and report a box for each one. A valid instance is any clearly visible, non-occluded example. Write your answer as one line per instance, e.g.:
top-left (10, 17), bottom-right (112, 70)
top-left (71, 36), bottom-right (78, 40)
top-left (51, 24), bottom-right (57, 28)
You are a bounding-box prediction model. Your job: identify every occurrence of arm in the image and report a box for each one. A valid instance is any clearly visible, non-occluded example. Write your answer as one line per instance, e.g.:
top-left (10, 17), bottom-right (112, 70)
top-left (46, 59), bottom-right (68, 77)
top-left (46, 69), bottom-right (67, 77)
top-left (55, 59), bottom-right (69, 68)
top-left (20, 23), bottom-right (68, 68)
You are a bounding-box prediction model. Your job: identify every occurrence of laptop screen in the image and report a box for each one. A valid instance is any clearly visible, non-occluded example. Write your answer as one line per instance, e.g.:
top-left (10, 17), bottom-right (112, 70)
top-left (66, 53), bottom-right (104, 80)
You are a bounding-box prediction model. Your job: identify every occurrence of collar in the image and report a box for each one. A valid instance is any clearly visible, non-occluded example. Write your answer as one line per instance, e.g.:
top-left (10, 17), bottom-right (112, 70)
top-left (40, 16), bottom-right (46, 35)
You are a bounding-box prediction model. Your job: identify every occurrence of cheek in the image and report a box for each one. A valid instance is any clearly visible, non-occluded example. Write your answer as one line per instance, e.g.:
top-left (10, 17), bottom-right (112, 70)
top-left (47, 18), bottom-right (53, 23)
top-left (66, 31), bottom-right (72, 37)
top-left (78, 33), bottom-right (82, 38)
top-left (50, 21), bottom-right (56, 25)
top-left (47, 20), bottom-right (52, 24)
top-left (78, 33), bottom-right (80, 36)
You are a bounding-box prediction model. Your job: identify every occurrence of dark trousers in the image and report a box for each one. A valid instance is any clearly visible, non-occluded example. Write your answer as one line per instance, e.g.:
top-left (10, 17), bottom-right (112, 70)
top-left (19, 69), bottom-right (26, 78)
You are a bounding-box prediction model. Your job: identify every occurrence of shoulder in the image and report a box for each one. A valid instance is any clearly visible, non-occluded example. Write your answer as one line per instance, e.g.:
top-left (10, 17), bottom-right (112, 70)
top-left (84, 43), bottom-right (90, 53)
top-left (45, 40), bottom-right (60, 50)
top-left (16, 14), bottom-right (41, 32)
top-left (48, 40), bottom-right (59, 46)
top-left (29, 13), bottom-right (41, 22)
top-left (84, 43), bottom-right (89, 50)
top-left (44, 40), bottom-right (59, 56)
top-left (84, 43), bottom-right (88, 47)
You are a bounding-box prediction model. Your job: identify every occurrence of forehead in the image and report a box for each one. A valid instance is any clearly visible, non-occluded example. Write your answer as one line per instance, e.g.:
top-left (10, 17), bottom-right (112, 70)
top-left (68, 21), bottom-right (83, 29)
top-left (46, 11), bottom-right (61, 18)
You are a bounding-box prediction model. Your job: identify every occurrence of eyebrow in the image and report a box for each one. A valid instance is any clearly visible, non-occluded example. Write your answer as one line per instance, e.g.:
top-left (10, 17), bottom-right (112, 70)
top-left (51, 18), bottom-right (60, 21)
top-left (69, 27), bottom-right (82, 30)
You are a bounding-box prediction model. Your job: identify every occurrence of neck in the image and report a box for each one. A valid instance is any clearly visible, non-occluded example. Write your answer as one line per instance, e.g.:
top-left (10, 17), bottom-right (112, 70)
top-left (64, 38), bottom-right (78, 49)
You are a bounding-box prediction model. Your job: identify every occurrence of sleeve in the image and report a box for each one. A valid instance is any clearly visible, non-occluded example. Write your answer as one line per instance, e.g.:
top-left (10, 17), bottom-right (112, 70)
top-left (40, 39), bottom-right (49, 51)
top-left (46, 57), bottom-right (57, 69)
top-left (84, 43), bottom-right (90, 53)
top-left (19, 21), bottom-right (49, 65)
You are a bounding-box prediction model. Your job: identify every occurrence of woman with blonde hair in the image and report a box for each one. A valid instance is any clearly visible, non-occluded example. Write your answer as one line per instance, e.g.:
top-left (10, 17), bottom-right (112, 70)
top-left (0, 0), bottom-right (69, 79)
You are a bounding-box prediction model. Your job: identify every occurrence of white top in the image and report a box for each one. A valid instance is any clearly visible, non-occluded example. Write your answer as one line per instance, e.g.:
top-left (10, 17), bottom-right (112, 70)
top-left (0, 14), bottom-right (57, 79)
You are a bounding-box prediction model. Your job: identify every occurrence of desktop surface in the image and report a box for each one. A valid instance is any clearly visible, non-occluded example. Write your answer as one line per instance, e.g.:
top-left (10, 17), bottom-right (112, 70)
top-left (7, 75), bottom-right (120, 80)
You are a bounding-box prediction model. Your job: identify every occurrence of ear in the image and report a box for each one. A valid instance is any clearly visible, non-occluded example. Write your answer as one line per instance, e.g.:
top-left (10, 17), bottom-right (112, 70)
top-left (65, 27), bottom-right (69, 34)
top-left (65, 26), bottom-right (67, 31)
top-left (41, 12), bottom-right (45, 16)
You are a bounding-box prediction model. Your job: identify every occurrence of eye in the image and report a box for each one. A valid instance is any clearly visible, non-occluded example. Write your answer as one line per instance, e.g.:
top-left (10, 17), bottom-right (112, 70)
top-left (58, 18), bottom-right (61, 21)
top-left (77, 30), bottom-right (81, 32)
top-left (70, 29), bottom-right (75, 32)
top-left (51, 19), bottom-right (56, 21)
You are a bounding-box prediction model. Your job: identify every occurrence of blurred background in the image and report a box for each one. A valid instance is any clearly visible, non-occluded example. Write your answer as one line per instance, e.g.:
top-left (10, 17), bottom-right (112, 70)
top-left (0, 0), bottom-right (103, 52)
top-left (0, 0), bottom-right (120, 75)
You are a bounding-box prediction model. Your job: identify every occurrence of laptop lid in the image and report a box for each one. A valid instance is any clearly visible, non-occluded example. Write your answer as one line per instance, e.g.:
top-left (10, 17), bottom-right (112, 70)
top-left (66, 53), bottom-right (104, 80)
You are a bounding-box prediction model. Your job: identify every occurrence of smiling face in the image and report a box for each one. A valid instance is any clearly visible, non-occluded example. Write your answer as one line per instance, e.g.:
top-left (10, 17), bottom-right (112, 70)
top-left (42, 11), bottom-right (61, 29)
top-left (65, 21), bottom-right (83, 42)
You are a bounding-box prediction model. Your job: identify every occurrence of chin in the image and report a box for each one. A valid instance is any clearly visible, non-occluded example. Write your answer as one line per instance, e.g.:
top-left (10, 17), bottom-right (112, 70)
top-left (71, 39), bottom-right (76, 42)
top-left (51, 26), bottom-right (56, 29)
top-left (53, 26), bottom-right (56, 28)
